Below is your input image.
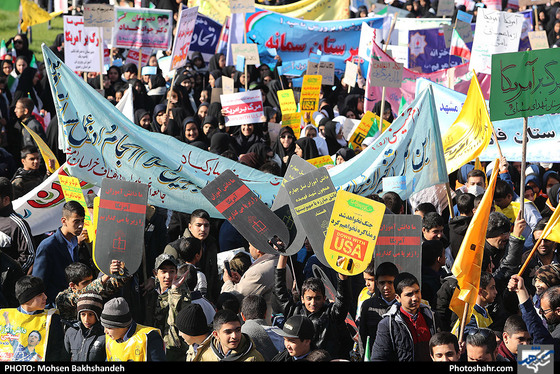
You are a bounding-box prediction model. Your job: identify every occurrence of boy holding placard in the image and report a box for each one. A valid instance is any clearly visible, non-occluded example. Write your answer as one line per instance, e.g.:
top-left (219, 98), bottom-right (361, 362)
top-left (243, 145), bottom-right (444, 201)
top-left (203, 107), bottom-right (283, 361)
top-left (274, 254), bottom-right (354, 360)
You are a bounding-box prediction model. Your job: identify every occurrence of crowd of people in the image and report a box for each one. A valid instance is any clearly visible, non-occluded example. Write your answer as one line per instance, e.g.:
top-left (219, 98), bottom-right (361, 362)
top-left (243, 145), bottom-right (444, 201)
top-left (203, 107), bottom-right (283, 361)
top-left (0, 0), bottom-right (560, 365)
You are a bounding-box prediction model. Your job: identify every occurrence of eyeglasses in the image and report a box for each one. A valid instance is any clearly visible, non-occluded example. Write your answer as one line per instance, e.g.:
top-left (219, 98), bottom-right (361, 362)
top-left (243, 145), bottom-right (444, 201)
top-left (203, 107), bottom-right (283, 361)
top-left (539, 307), bottom-right (553, 315)
top-left (280, 135), bottom-right (293, 139)
top-left (13, 40), bottom-right (23, 44)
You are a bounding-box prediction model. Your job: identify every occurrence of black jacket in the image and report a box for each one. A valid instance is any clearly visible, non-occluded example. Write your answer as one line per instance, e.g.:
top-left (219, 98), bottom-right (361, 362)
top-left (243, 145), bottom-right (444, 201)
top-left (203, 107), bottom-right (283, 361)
top-left (63, 321), bottom-right (106, 362)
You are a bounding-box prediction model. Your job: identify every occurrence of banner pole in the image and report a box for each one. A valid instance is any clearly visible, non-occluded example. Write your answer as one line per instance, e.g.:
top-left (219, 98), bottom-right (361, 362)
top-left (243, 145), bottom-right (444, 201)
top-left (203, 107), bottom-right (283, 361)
top-left (519, 116), bottom-right (528, 219)
top-left (458, 301), bottom-right (469, 343)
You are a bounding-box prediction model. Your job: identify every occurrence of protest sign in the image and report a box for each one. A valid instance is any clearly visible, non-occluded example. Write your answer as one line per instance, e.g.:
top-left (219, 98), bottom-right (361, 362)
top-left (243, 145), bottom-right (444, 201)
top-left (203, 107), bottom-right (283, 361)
top-left (299, 75), bottom-right (322, 113)
top-left (348, 111), bottom-right (382, 150)
top-left (83, 3), bottom-right (114, 28)
top-left (0, 309), bottom-right (55, 361)
top-left (308, 155), bottom-right (334, 168)
top-left (201, 169), bottom-right (290, 255)
top-left (188, 13), bottom-right (221, 62)
top-left (113, 6), bottom-right (173, 50)
top-left (93, 178), bottom-right (148, 279)
top-left (382, 175), bottom-right (408, 198)
top-left (222, 76), bottom-right (234, 95)
top-left (369, 60), bottom-right (403, 88)
top-left (437, 0), bottom-right (455, 16)
top-left (125, 48), bottom-right (151, 67)
top-left (220, 90), bottom-right (264, 127)
top-left (63, 16), bottom-right (103, 72)
top-left (230, 0), bottom-right (255, 14)
top-left (489, 48), bottom-right (560, 121)
top-left (58, 174), bottom-right (94, 241)
top-left (527, 30), bottom-right (549, 50)
top-left (374, 214), bottom-right (422, 282)
top-left (277, 89), bottom-right (298, 114)
top-left (323, 190), bottom-right (385, 276)
top-left (343, 61), bottom-right (358, 87)
top-left (469, 8), bottom-right (524, 75)
top-left (318, 61), bottom-right (335, 85)
top-left (271, 155), bottom-right (316, 256)
top-left (284, 167), bottom-right (337, 266)
top-left (231, 43), bottom-right (260, 66)
top-left (281, 112), bottom-right (302, 138)
top-left (170, 6), bottom-right (199, 71)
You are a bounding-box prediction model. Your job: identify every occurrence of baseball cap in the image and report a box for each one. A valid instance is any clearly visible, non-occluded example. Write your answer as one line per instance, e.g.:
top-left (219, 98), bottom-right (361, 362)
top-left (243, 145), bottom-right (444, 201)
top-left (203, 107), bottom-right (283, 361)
top-left (273, 315), bottom-right (315, 340)
top-left (154, 253), bottom-right (179, 270)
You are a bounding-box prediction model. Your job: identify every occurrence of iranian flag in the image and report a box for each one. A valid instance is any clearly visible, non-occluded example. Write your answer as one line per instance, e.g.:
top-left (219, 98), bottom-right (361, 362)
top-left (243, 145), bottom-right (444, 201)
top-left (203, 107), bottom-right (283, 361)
top-left (450, 27), bottom-right (471, 60)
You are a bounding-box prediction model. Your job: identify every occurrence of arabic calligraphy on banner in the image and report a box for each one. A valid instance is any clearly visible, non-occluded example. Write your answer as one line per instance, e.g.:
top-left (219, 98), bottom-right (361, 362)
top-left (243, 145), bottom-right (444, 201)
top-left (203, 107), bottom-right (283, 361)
top-left (489, 47), bottom-right (560, 121)
top-left (113, 6), bottom-right (173, 50)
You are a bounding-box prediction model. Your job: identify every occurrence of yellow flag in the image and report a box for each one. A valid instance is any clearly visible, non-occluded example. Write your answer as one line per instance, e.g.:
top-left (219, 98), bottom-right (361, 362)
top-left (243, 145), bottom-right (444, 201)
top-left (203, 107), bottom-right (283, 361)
top-left (442, 74), bottom-right (493, 174)
top-left (20, 0), bottom-right (62, 32)
top-left (542, 202), bottom-right (560, 243)
top-left (21, 122), bottom-right (60, 173)
top-left (449, 158), bottom-right (500, 334)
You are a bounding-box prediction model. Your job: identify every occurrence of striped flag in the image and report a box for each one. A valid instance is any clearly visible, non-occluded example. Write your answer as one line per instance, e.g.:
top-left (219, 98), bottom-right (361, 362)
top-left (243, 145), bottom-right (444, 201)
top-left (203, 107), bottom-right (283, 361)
top-left (450, 27), bottom-right (471, 60)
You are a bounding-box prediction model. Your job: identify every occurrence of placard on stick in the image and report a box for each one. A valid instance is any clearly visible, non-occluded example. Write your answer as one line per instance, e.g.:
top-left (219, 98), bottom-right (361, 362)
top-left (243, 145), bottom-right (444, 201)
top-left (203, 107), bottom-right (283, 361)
top-left (284, 166), bottom-right (337, 266)
top-left (374, 214), bottom-right (422, 282)
top-left (369, 60), bottom-right (403, 88)
top-left (323, 190), bottom-right (385, 276)
top-left (271, 155), bottom-right (316, 256)
top-left (201, 170), bottom-right (290, 255)
top-left (93, 178), bottom-right (149, 278)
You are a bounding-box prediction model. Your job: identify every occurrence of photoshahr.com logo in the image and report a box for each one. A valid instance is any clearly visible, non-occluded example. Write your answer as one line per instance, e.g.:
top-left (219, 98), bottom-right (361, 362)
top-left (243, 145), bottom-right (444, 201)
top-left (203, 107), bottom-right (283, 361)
top-left (518, 345), bottom-right (554, 374)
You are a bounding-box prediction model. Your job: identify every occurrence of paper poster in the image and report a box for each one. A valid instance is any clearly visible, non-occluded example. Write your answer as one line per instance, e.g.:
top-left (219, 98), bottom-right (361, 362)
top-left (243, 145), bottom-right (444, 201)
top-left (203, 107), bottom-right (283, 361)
top-left (170, 6), bottom-right (199, 71)
top-left (231, 43), bottom-right (260, 66)
top-left (277, 89), bottom-right (298, 114)
top-left (63, 16), bottom-right (103, 73)
top-left (113, 6), bottom-right (173, 50)
top-left (374, 214), bottom-right (422, 282)
top-left (0, 309), bottom-right (53, 361)
top-left (343, 61), bottom-right (358, 87)
top-left (469, 8), bottom-right (524, 75)
top-left (318, 61), bottom-right (335, 86)
top-left (369, 60), bottom-right (403, 88)
top-left (528, 30), bottom-right (549, 50)
top-left (281, 112), bottom-right (302, 138)
top-left (58, 175), bottom-right (94, 242)
top-left (308, 155), bottom-right (334, 168)
top-left (220, 90), bottom-right (264, 127)
top-left (323, 190), bottom-right (385, 275)
top-left (83, 3), bottom-right (114, 28)
top-left (490, 48), bottom-right (560, 121)
top-left (229, 0), bottom-right (255, 14)
top-left (299, 75), bottom-right (322, 113)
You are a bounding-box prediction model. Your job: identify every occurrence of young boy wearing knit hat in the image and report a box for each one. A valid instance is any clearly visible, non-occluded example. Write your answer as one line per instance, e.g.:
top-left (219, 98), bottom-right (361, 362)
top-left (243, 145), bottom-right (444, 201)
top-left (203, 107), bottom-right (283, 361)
top-left (0, 275), bottom-right (65, 361)
top-left (101, 296), bottom-right (166, 361)
top-left (176, 303), bottom-right (212, 361)
top-left (63, 292), bottom-right (106, 361)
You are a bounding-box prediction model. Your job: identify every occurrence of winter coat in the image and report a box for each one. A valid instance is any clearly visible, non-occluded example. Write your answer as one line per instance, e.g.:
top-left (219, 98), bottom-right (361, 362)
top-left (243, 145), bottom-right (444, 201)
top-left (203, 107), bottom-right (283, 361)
top-left (63, 321), bottom-right (106, 362)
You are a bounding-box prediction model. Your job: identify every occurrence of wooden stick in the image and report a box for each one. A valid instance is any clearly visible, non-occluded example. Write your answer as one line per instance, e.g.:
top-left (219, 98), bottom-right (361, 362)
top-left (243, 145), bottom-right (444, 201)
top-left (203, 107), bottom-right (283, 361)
top-left (458, 301), bottom-right (470, 343)
top-left (377, 13), bottom-right (398, 133)
top-left (446, 182), bottom-right (456, 219)
top-left (519, 117), bottom-right (528, 220)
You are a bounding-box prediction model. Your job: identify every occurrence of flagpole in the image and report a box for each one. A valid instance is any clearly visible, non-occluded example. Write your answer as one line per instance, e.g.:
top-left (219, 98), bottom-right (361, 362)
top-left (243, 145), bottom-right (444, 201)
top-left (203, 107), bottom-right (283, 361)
top-left (519, 116), bottom-right (528, 219)
top-left (378, 13), bottom-right (398, 132)
top-left (457, 301), bottom-right (470, 343)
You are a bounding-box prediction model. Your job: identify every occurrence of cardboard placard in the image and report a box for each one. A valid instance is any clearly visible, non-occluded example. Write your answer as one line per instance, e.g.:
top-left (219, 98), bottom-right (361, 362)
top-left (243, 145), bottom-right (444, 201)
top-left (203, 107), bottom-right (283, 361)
top-left (83, 3), bottom-right (114, 28)
top-left (231, 43), bottom-right (260, 66)
top-left (201, 170), bottom-right (290, 254)
top-left (323, 190), bottom-right (385, 275)
top-left (299, 75), bottom-right (322, 112)
top-left (528, 30), bottom-right (549, 50)
top-left (374, 215), bottom-right (422, 282)
top-left (93, 178), bottom-right (149, 278)
top-left (318, 61), bottom-right (335, 86)
top-left (369, 60), bottom-right (403, 88)
top-left (343, 61), bottom-right (358, 87)
top-left (271, 155), bottom-right (316, 256)
top-left (222, 76), bottom-right (235, 95)
top-left (229, 0), bottom-right (255, 14)
top-left (284, 167), bottom-right (337, 266)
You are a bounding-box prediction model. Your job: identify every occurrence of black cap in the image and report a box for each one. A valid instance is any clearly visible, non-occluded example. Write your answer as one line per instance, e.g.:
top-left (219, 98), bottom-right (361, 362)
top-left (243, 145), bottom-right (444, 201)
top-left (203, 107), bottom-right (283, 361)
top-left (273, 315), bottom-right (315, 340)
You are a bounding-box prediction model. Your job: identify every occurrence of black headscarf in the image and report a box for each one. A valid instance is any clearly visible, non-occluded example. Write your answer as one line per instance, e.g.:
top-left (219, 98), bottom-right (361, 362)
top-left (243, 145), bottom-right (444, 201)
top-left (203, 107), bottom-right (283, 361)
top-left (209, 131), bottom-right (233, 155)
top-left (323, 120), bottom-right (342, 155)
top-left (295, 137), bottom-right (319, 160)
top-left (273, 126), bottom-right (296, 174)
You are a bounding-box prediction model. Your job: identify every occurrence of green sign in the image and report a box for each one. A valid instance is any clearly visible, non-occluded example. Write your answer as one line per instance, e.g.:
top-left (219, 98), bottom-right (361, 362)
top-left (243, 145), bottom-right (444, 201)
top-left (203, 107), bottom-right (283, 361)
top-left (490, 48), bottom-right (560, 121)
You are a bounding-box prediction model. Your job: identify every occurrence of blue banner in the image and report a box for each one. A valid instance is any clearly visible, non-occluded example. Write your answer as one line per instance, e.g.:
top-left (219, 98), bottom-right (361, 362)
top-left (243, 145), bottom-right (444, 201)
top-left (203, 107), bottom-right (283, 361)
top-left (329, 84), bottom-right (449, 199)
top-left (190, 13), bottom-right (222, 61)
top-left (415, 78), bottom-right (560, 163)
top-left (245, 9), bottom-right (385, 77)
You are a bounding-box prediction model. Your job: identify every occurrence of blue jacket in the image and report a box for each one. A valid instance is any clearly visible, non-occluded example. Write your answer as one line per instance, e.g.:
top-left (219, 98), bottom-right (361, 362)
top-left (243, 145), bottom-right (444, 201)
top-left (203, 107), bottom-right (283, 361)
top-left (519, 299), bottom-right (560, 361)
top-left (32, 228), bottom-right (77, 307)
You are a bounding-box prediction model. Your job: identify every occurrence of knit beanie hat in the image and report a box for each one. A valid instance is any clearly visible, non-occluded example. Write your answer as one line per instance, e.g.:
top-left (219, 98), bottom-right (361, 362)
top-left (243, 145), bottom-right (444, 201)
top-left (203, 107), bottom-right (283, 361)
top-left (15, 275), bottom-right (45, 305)
top-left (100, 297), bottom-right (132, 329)
top-left (535, 264), bottom-right (560, 288)
top-left (176, 303), bottom-right (210, 336)
top-left (77, 292), bottom-right (104, 320)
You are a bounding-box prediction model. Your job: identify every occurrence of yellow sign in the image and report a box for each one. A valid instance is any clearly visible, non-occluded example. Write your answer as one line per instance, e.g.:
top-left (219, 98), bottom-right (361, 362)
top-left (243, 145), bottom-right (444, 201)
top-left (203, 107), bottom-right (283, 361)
top-left (277, 89), bottom-right (298, 114)
top-left (349, 111), bottom-right (390, 150)
top-left (308, 155), bottom-right (334, 168)
top-left (281, 112), bottom-right (302, 138)
top-left (58, 175), bottom-right (94, 242)
top-left (0, 308), bottom-right (58, 361)
top-left (299, 75), bottom-right (322, 113)
top-left (323, 190), bottom-right (385, 276)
